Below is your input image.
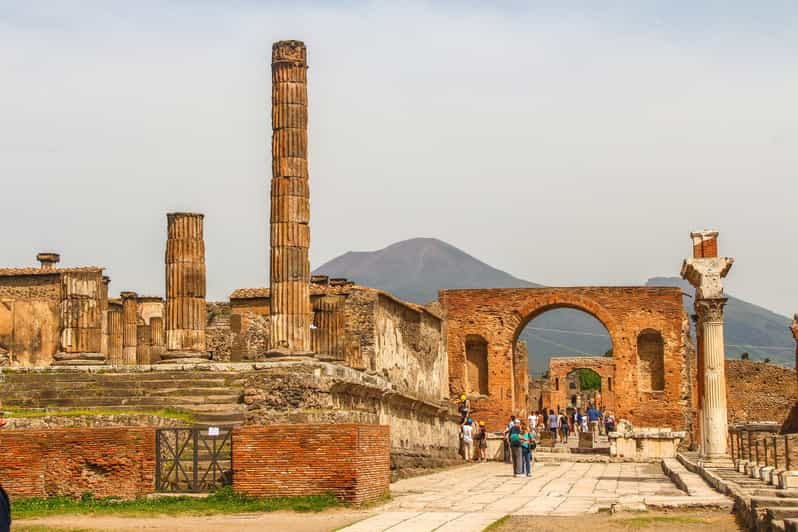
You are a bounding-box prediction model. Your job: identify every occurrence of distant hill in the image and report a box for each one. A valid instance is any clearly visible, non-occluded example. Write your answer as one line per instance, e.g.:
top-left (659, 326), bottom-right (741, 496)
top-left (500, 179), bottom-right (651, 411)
top-left (314, 238), bottom-right (795, 372)
top-left (646, 277), bottom-right (794, 366)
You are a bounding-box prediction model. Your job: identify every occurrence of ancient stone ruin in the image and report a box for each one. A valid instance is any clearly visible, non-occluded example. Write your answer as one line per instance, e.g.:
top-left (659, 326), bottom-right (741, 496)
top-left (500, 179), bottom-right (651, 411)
top-left (1, 39), bottom-right (796, 522)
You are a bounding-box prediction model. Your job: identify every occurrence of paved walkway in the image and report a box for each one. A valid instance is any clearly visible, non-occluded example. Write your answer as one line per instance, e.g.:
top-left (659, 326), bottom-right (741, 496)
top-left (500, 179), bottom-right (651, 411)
top-left (342, 461), bottom-right (730, 532)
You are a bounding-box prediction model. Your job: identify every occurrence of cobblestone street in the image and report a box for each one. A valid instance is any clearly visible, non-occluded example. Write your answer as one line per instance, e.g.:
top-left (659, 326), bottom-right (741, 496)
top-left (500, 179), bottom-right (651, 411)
top-left (342, 460), bottom-right (731, 532)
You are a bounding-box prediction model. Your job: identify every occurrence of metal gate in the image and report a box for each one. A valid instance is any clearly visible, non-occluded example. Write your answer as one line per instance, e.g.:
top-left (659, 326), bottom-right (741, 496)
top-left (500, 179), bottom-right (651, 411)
top-left (155, 428), bottom-right (233, 492)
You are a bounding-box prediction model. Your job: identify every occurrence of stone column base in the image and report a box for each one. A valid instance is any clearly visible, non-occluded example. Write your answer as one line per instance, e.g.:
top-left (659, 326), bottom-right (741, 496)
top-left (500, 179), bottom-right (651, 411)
top-left (699, 454), bottom-right (735, 469)
top-left (156, 351), bottom-right (212, 364)
top-left (51, 352), bottom-right (106, 366)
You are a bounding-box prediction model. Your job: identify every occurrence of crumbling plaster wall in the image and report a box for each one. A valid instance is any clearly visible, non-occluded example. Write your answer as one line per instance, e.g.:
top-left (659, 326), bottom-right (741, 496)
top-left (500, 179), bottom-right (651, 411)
top-left (0, 275), bottom-right (61, 366)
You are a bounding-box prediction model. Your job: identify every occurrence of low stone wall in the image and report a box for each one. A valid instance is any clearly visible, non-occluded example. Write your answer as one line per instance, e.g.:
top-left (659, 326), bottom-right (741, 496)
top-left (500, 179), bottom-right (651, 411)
top-left (0, 427), bottom-right (155, 498)
top-left (609, 429), bottom-right (685, 461)
top-left (233, 424), bottom-right (389, 504)
top-left (1, 360), bottom-right (462, 478)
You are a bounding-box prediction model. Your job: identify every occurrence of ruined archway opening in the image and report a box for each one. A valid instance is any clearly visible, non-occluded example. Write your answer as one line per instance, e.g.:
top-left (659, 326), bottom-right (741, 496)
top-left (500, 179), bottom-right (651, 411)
top-left (516, 307), bottom-right (612, 415)
top-left (565, 368), bottom-right (602, 408)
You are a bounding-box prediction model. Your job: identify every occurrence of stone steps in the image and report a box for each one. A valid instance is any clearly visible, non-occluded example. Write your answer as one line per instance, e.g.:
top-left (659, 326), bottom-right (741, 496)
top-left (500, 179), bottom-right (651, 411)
top-left (0, 369), bottom-right (247, 428)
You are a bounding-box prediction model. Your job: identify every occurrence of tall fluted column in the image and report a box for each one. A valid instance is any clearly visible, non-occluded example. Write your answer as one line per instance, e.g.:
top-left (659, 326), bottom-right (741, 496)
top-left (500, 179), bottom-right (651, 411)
top-left (269, 40), bottom-right (312, 353)
top-left (697, 298), bottom-right (729, 460)
top-left (121, 291), bottom-right (138, 365)
top-left (792, 315), bottom-right (798, 389)
top-left (681, 230), bottom-right (734, 462)
top-left (150, 316), bottom-right (165, 362)
top-left (107, 302), bottom-right (123, 365)
top-left (100, 276), bottom-right (110, 356)
top-left (163, 212), bottom-right (209, 363)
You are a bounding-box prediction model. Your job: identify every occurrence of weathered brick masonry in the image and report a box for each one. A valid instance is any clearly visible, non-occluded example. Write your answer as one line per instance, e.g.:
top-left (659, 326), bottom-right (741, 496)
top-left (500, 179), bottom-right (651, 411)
top-left (0, 427), bottom-right (155, 499)
top-left (441, 287), bottom-right (692, 434)
top-left (233, 424), bottom-right (389, 504)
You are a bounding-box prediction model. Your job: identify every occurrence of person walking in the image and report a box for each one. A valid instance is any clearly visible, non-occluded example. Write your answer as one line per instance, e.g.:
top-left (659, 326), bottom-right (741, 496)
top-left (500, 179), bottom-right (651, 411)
top-left (503, 415), bottom-right (516, 463)
top-left (521, 422), bottom-right (536, 477)
top-left (559, 411), bottom-right (570, 444)
top-left (605, 412), bottom-right (616, 434)
top-left (462, 419), bottom-right (474, 461)
top-left (548, 409), bottom-right (558, 443)
top-left (509, 418), bottom-right (523, 476)
top-left (587, 403), bottom-right (601, 440)
top-left (477, 421), bottom-right (488, 462)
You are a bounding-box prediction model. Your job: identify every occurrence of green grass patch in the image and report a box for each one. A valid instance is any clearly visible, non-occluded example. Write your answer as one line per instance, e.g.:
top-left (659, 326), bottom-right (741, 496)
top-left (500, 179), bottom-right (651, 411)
top-left (483, 515), bottom-right (510, 531)
top-left (12, 487), bottom-right (342, 519)
top-left (615, 515), bottom-right (710, 529)
top-left (4, 407), bottom-right (195, 424)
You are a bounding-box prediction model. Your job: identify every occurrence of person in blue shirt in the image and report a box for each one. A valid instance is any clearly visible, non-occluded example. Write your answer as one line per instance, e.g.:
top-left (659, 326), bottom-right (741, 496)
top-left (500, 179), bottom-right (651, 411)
top-left (587, 404), bottom-right (601, 439)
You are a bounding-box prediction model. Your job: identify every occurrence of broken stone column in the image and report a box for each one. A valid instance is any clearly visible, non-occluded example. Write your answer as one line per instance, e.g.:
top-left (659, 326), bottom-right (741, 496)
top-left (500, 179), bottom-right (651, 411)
top-left (681, 230), bottom-right (734, 462)
top-left (792, 316), bottom-right (798, 388)
top-left (36, 252), bottom-right (60, 270)
top-left (163, 212), bottom-right (210, 363)
top-left (269, 40), bottom-right (312, 354)
top-left (99, 276), bottom-right (110, 356)
top-left (136, 323), bottom-right (151, 364)
top-left (150, 316), bottom-right (165, 362)
top-left (53, 269), bottom-right (106, 366)
top-left (121, 291), bottom-right (138, 365)
top-left (107, 302), bottom-right (124, 365)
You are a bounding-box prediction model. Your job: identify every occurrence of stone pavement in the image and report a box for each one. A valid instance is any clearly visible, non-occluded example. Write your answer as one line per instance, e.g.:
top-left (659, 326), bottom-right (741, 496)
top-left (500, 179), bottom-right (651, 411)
top-left (341, 461), bottom-right (731, 532)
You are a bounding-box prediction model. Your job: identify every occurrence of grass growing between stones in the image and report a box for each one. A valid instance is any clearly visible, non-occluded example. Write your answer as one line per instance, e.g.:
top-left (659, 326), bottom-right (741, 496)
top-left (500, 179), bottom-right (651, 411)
top-left (4, 407), bottom-right (195, 423)
top-left (12, 487), bottom-right (342, 519)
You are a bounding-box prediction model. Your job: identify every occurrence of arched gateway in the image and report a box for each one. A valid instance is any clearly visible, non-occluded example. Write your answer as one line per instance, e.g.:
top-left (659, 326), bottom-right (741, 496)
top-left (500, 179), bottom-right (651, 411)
top-left (440, 287), bottom-right (692, 435)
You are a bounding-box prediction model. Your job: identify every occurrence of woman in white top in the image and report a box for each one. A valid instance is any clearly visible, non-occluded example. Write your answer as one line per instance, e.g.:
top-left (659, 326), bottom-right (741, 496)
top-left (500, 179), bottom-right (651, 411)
top-left (462, 421), bottom-right (474, 461)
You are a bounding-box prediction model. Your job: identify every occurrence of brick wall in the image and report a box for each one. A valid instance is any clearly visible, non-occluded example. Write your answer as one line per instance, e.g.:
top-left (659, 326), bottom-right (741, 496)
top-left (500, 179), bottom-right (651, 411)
top-left (727, 360), bottom-right (796, 425)
top-left (441, 287), bottom-right (690, 433)
top-left (0, 427), bottom-right (155, 499)
top-left (232, 424), bottom-right (389, 504)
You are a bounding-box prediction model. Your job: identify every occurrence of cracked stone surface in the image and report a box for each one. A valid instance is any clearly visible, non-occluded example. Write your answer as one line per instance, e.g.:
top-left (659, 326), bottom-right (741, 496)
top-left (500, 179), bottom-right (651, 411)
top-left (341, 461), bottom-right (731, 532)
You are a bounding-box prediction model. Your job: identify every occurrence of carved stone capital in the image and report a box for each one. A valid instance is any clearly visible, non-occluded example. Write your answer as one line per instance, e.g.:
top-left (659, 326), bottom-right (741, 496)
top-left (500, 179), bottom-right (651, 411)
top-left (680, 257), bottom-right (734, 300)
top-left (791, 314), bottom-right (798, 341)
top-left (695, 298), bottom-right (727, 324)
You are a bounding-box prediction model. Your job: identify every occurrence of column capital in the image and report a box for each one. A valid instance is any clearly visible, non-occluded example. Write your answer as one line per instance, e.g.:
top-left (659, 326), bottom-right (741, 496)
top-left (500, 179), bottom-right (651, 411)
top-left (681, 257), bottom-right (734, 299)
top-left (695, 298), bottom-right (728, 324)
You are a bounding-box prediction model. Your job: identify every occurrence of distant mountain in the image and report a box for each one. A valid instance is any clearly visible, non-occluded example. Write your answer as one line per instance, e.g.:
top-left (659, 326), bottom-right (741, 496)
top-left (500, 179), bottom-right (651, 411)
top-left (314, 238), bottom-right (795, 372)
top-left (646, 277), bottom-right (794, 367)
top-left (314, 237), bottom-right (540, 304)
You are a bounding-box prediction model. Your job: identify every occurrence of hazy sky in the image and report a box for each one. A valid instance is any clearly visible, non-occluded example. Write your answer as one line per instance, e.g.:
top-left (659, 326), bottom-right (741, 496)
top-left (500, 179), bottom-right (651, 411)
top-left (1, 1), bottom-right (796, 317)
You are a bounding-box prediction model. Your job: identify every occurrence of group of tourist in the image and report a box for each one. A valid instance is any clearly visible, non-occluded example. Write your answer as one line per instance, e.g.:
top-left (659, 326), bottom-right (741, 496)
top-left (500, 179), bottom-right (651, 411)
top-left (459, 395), bottom-right (489, 463)
top-left (458, 396), bottom-right (618, 478)
top-left (527, 404), bottom-right (616, 443)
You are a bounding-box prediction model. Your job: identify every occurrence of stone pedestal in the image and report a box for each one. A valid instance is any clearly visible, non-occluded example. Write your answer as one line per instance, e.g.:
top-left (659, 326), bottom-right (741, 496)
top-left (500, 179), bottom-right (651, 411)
top-left (163, 213), bottom-right (210, 363)
top-left (269, 40), bottom-right (312, 355)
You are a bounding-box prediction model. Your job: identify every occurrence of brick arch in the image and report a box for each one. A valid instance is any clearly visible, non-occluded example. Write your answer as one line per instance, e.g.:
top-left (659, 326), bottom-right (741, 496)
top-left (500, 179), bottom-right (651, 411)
top-left (439, 287), bottom-right (690, 434)
top-left (512, 293), bottom-right (618, 353)
top-left (547, 357), bottom-right (615, 414)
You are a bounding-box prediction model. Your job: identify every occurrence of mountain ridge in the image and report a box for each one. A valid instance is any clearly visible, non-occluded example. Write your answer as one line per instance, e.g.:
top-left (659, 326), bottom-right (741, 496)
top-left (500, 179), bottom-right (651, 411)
top-left (314, 238), bottom-right (794, 371)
